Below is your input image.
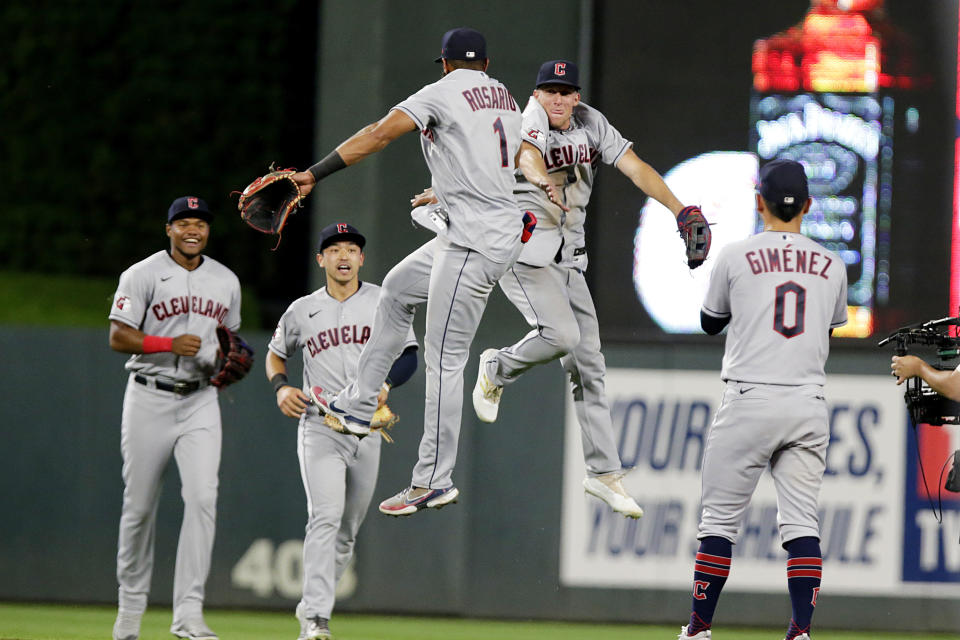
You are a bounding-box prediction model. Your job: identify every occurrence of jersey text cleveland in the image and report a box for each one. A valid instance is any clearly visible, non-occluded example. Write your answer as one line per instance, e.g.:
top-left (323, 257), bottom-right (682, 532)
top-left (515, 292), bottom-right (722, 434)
top-left (306, 324), bottom-right (371, 357)
top-left (745, 247), bottom-right (834, 280)
top-left (152, 296), bottom-right (230, 323)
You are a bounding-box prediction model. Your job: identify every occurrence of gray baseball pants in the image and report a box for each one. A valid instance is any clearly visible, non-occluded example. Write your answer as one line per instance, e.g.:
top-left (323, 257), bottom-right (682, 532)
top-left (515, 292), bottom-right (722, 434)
top-left (492, 261), bottom-right (622, 475)
top-left (337, 235), bottom-right (518, 489)
top-left (698, 381), bottom-right (828, 544)
top-left (116, 375), bottom-right (220, 625)
top-left (298, 416), bottom-right (381, 618)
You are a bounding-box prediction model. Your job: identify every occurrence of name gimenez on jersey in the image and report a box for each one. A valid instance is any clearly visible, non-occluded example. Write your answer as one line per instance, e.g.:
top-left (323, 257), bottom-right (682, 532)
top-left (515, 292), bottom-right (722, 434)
top-left (152, 296), bottom-right (230, 323)
top-left (461, 85), bottom-right (517, 112)
top-left (745, 246), bottom-right (835, 280)
top-left (306, 324), bottom-right (371, 357)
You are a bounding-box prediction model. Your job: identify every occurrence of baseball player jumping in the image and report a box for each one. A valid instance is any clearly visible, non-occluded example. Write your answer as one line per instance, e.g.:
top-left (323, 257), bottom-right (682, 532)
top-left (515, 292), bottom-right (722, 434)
top-left (266, 223), bottom-right (417, 640)
top-left (678, 159), bottom-right (848, 640)
top-left (109, 197), bottom-right (242, 640)
top-left (471, 60), bottom-right (707, 518)
top-left (288, 28), bottom-right (561, 516)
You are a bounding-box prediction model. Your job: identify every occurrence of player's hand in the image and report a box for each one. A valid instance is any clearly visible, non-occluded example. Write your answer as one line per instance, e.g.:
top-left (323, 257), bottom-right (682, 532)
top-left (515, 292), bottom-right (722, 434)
top-left (537, 179), bottom-right (569, 212)
top-left (277, 386), bottom-right (310, 418)
top-left (892, 355), bottom-right (923, 384)
top-left (290, 171), bottom-right (317, 197)
top-left (172, 334), bottom-right (202, 356)
top-left (410, 187), bottom-right (438, 207)
top-left (377, 383), bottom-right (390, 409)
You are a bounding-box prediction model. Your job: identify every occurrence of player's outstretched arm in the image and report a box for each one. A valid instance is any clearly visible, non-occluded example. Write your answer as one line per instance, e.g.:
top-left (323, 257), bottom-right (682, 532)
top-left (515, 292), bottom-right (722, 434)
top-left (516, 141), bottom-right (569, 212)
top-left (615, 149), bottom-right (684, 217)
top-left (892, 355), bottom-right (960, 402)
top-left (291, 110), bottom-right (419, 197)
top-left (109, 320), bottom-right (201, 356)
top-left (266, 351), bottom-right (309, 418)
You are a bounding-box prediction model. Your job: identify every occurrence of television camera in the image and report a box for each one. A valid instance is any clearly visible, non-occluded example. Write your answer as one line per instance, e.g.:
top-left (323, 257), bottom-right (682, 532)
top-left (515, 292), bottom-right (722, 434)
top-left (879, 315), bottom-right (960, 492)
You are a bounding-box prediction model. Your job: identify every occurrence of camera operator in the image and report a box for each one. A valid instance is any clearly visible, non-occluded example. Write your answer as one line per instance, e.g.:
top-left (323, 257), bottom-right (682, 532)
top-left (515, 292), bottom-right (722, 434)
top-left (892, 355), bottom-right (960, 402)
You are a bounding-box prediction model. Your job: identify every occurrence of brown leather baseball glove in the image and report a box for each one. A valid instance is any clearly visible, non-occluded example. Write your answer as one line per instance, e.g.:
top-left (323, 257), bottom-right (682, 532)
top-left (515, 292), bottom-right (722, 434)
top-left (237, 167), bottom-right (304, 235)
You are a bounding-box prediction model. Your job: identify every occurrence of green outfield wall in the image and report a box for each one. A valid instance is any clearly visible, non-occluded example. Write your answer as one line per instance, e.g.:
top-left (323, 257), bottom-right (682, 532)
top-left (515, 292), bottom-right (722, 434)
top-left (1, 325), bottom-right (957, 633)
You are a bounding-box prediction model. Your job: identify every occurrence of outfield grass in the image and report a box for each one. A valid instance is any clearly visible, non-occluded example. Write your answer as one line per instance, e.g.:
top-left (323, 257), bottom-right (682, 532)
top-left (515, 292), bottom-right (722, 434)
top-left (0, 603), bottom-right (955, 640)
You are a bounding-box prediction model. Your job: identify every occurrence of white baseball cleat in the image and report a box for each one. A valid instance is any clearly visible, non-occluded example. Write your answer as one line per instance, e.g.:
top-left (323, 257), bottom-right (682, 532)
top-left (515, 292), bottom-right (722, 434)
top-left (583, 472), bottom-right (644, 518)
top-left (302, 616), bottom-right (332, 640)
top-left (787, 635), bottom-right (811, 640)
top-left (112, 609), bottom-right (141, 640)
top-left (170, 618), bottom-right (218, 640)
top-left (472, 348), bottom-right (502, 423)
top-left (677, 625), bottom-right (711, 639)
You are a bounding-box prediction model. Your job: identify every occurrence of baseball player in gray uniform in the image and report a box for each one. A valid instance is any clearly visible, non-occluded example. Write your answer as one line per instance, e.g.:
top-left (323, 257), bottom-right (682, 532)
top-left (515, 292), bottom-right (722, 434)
top-left (678, 159), bottom-right (847, 640)
top-left (289, 28), bottom-right (557, 516)
top-left (265, 223), bottom-right (417, 640)
top-left (471, 60), bottom-right (700, 519)
top-left (109, 197), bottom-right (242, 640)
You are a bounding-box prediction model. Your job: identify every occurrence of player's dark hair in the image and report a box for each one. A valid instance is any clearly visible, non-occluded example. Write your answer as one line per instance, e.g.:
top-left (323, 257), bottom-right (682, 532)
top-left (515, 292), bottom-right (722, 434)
top-left (445, 59), bottom-right (487, 71)
top-left (763, 197), bottom-right (802, 223)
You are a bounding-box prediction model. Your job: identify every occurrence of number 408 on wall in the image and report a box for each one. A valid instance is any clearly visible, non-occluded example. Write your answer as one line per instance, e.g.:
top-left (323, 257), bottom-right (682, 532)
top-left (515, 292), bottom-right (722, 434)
top-left (231, 538), bottom-right (359, 600)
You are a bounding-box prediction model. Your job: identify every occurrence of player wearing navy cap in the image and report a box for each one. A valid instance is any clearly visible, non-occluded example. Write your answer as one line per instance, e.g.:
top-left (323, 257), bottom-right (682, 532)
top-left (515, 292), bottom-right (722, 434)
top-left (266, 223), bottom-right (417, 639)
top-left (287, 28), bottom-right (562, 516)
top-left (678, 159), bottom-right (847, 640)
top-left (470, 59), bottom-right (701, 518)
top-left (109, 196), bottom-right (241, 640)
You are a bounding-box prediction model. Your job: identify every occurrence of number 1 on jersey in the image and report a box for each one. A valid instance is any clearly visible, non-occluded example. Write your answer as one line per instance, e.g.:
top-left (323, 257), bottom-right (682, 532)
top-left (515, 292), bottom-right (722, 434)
top-left (493, 117), bottom-right (508, 168)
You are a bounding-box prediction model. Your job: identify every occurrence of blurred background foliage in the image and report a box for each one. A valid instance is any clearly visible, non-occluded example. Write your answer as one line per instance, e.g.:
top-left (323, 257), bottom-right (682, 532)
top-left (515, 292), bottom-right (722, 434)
top-left (2, 1), bottom-right (319, 329)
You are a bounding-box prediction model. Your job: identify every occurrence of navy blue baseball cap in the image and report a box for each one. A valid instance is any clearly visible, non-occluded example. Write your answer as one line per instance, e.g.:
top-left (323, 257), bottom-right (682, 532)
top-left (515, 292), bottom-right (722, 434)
top-left (434, 27), bottom-right (487, 63)
top-left (536, 60), bottom-right (580, 89)
top-left (318, 222), bottom-right (366, 252)
top-left (167, 196), bottom-right (213, 223)
top-left (759, 159), bottom-right (809, 208)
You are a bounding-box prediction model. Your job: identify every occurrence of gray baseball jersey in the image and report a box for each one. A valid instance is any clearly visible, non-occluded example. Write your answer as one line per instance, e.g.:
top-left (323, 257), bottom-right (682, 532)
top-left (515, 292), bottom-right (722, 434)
top-left (701, 231), bottom-right (848, 385)
top-left (515, 98), bottom-right (632, 269)
top-left (334, 69), bottom-right (527, 497)
top-left (482, 98), bottom-right (632, 478)
top-left (393, 68), bottom-right (523, 264)
top-left (109, 249), bottom-right (241, 627)
top-left (268, 282), bottom-right (417, 412)
top-left (269, 281), bottom-right (415, 620)
top-left (110, 250), bottom-right (242, 377)
top-left (698, 230), bottom-right (848, 545)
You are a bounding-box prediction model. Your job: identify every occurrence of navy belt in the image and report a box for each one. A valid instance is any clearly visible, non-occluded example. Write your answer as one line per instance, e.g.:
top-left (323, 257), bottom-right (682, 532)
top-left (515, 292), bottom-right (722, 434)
top-left (134, 374), bottom-right (205, 395)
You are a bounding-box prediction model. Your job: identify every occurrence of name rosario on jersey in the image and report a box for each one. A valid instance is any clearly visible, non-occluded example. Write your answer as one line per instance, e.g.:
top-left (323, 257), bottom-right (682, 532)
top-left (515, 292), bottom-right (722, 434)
top-left (745, 247), bottom-right (834, 279)
top-left (543, 141), bottom-right (598, 171)
top-left (461, 85), bottom-right (517, 112)
top-left (152, 295), bottom-right (230, 323)
top-left (306, 324), bottom-right (371, 357)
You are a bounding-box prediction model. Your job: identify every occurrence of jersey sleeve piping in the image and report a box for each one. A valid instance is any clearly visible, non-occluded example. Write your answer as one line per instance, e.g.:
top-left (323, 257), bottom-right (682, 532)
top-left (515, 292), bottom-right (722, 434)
top-left (267, 343), bottom-right (289, 360)
top-left (701, 305), bottom-right (731, 319)
top-left (108, 315), bottom-right (142, 330)
top-left (611, 140), bottom-right (634, 166)
top-left (391, 105), bottom-right (425, 131)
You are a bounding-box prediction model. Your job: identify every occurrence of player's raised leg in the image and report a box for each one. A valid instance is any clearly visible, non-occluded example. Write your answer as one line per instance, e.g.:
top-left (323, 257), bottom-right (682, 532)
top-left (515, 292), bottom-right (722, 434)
top-left (328, 240), bottom-right (435, 430)
top-left (381, 237), bottom-right (512, 515)
top-left (559, 270), bottom-right (643, 518)
top-left (474, 262), bottom-right (579, 422)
